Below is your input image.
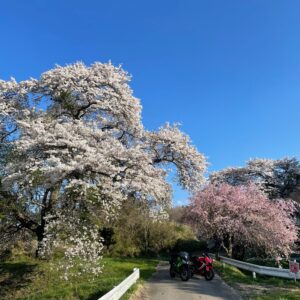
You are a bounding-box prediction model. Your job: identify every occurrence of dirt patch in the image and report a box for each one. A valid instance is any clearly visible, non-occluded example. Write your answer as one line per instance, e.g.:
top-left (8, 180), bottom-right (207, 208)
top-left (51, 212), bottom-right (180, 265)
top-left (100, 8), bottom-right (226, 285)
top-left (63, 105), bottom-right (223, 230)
top-left (129, 283), bottom-right (148, 300)
top-left (233, 282), bottom-right (300, 299)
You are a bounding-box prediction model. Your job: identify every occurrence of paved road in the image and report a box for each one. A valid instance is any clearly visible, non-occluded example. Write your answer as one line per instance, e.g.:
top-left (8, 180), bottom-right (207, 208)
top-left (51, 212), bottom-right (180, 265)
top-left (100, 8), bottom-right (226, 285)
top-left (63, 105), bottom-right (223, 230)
top-left (134, 262), bottom-right (242, 300)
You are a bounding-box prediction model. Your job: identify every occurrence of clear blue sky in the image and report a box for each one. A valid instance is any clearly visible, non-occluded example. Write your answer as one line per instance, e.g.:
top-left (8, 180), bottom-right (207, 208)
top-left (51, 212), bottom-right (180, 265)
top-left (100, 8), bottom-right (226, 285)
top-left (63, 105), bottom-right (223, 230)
top-left (1, 1), bottom-right (300, 205)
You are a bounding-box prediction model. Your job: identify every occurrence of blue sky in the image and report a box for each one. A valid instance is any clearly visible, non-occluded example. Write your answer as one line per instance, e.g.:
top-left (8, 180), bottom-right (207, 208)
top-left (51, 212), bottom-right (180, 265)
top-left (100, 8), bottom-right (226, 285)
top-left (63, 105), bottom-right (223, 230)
top-left (1, 1), bottom-right (300, 205)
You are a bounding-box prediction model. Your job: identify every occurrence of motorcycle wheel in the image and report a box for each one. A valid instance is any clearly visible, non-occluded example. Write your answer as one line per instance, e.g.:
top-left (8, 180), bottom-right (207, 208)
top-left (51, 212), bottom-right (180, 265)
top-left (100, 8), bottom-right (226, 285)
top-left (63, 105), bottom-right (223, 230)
top-left (180, 266), bottom-right (190, 281)
top-left (169, 267), bottom-right (176, 278)
top-left (204, 269), bottom-right (214, 281)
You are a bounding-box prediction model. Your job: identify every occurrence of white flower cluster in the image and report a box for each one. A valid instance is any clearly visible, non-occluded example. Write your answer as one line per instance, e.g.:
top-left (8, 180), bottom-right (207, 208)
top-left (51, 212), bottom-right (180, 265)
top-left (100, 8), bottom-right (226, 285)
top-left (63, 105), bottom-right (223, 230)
top-left (43, 212), bottom-right (103, 280)
top-left (0, 62), bottom-right (207, 277)
top-left (148, 205), bottom-right (169, 221)
top-left (146, 123), bottom-right (207, 191)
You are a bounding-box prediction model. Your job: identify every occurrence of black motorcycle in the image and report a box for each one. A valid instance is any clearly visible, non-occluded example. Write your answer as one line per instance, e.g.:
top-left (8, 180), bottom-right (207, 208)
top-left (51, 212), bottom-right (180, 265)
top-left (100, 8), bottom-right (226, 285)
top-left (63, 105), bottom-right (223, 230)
top-left (169, 251), bottom-right (191, 281)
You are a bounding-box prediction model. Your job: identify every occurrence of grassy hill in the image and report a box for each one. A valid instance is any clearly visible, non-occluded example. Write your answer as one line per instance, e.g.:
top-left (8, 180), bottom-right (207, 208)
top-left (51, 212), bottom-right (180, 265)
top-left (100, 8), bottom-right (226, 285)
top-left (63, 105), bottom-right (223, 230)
top-left (0, 255), bottom-right (158, 300)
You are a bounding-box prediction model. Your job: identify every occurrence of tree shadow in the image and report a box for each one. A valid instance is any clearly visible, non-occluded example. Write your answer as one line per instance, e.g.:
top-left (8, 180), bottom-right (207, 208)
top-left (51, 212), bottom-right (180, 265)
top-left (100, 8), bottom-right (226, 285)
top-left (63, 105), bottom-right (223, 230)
top-left (86, 290), bottom-right (106, 300)
top-left (0, 261), bottom-right (37, 299)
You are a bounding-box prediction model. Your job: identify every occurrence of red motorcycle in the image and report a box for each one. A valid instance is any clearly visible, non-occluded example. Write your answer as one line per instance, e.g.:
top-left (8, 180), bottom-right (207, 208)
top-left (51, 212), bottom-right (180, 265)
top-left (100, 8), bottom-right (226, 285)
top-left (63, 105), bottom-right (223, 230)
top-left (190, 253), bottom-right (215, 281)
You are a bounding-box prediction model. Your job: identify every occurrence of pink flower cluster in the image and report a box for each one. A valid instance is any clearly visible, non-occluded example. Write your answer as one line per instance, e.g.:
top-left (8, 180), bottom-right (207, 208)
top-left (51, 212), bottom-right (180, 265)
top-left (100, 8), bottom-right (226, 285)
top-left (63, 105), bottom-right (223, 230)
top-left (189, 183), bottom-right (298, 257)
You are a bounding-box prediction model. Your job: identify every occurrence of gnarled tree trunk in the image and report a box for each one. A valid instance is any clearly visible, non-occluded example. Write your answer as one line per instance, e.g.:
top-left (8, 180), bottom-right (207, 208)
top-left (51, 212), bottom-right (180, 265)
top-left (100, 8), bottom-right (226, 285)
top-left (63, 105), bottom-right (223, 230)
top-left (35, 186), bottom-right (60, 258)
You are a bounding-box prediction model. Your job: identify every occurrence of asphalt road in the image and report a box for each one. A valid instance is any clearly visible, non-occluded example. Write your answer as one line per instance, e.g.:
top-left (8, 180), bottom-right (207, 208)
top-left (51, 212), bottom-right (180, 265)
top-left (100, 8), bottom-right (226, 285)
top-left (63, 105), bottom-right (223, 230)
top-left (134, 262), bottom-right (242, 300)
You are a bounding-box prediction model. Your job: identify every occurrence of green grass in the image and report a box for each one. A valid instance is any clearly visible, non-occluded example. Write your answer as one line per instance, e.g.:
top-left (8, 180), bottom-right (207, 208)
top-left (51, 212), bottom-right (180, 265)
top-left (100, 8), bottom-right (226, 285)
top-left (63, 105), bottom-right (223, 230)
top-left (245, 258), bottom-right (289, 269)
top-left (214, 260), bottom-right (300, 300)
top-left (0, 255), bottom-right (159, 300)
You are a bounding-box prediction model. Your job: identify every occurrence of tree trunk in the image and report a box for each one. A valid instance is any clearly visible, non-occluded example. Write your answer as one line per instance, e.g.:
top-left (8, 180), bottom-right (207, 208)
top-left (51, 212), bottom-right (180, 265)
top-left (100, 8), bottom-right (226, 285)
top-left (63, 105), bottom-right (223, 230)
top-left (144, 224), bottom-right (149, 254)
top-left (35, 225), bottom-right (45, 258)
top-left (35, 186), bottom-right (59, 258)
top-left (228, 236), bottom-right (233, 258)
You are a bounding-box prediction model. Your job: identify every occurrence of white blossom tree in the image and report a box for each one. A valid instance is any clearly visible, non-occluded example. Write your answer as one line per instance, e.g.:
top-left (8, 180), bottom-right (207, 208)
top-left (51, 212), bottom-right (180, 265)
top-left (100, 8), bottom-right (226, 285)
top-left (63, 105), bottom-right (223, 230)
top-left (0, 62), bottom-right (207, 275)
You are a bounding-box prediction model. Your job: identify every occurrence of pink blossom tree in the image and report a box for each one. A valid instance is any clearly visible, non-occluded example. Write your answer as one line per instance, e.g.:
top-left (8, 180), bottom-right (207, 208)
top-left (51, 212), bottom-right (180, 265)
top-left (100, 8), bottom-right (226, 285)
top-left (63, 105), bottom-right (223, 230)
top-left (188, 183), bottom-right (298, 258)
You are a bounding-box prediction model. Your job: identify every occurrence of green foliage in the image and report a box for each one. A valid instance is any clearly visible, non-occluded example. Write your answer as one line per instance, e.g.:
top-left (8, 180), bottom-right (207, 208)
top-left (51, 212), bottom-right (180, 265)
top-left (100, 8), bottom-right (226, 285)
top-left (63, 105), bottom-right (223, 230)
top-left (172, 239), bottom-right (207, 254)
top-left (57, 91), bottom-right (77, 113)
top-left (215, 260), bottom-right (300, 300)
top-left (168, 206), bottom-right (186, 223)
top-left (108, 199), bottom-right (197, 257)
top-left (0, 254), bottom-right (158, 300)
top-left (100, 227), bottom-right (116, 249)
top-left (246, 258), bottom-right (289, 269)
top-left (30, 169), bottom-right (44, 187)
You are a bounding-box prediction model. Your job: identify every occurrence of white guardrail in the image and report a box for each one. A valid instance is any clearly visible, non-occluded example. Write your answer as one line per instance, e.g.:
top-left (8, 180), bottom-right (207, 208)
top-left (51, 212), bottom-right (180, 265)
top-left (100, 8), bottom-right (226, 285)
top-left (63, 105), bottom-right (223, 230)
top-left (99, 268), bottom-right (140, 300)
top-left (219, 255), bottom-right (300, 280)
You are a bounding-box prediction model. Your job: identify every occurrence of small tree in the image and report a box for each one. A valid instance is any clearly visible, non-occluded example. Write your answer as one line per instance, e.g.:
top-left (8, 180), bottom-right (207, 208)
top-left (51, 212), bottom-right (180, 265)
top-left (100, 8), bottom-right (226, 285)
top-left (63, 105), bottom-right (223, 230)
top-left (188, 183), bottom-right (298, 258)
top-left (109, 197), bottom-right (195, 257)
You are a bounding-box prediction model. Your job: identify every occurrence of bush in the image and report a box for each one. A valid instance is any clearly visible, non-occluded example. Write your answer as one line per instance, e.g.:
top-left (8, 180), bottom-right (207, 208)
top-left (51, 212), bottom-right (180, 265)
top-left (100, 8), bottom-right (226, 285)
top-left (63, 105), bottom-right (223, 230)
top-left (106, 198), bottom-right (197, 257)
top-left (172, 239), bottom-right (207, 254)
top-left (110, 220), bottom-right (197, 257)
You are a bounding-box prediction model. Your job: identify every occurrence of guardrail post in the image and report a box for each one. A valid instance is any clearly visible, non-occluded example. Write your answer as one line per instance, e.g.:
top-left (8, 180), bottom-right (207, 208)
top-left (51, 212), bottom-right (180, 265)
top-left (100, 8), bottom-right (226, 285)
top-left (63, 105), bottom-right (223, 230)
top-left (133, 268), bottom-right (140, 282)
top-left (252, 271), bottom-right (256, 279)
top-left (294, 260), bottom-right (297, 283)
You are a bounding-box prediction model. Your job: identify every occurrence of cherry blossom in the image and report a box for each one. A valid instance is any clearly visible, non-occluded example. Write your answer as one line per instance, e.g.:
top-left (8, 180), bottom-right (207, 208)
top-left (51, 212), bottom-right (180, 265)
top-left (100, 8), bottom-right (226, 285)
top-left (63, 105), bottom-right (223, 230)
top-left (210, 157), bottom-right (300, 199)
top-left (188, 183), bottom-right (298, 258)
top-left (0, 62), bottom-right (207, 277)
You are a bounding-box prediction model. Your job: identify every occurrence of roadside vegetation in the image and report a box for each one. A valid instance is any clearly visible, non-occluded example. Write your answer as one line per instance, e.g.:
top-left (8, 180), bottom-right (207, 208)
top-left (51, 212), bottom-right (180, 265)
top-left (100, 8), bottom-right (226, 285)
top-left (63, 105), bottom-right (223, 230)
top-left (0, 202), bottom-right (201, 299)
top-left (215, 260), bottom-right (300, 300)
top-left (1, 62), bottom-right (300, 299)
top-left (0, 252), bottom-right (158, 300)
top-left (0, 62), bottom-right (207, 299)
